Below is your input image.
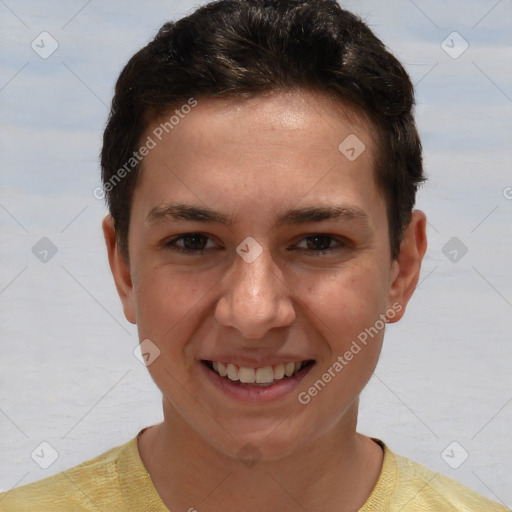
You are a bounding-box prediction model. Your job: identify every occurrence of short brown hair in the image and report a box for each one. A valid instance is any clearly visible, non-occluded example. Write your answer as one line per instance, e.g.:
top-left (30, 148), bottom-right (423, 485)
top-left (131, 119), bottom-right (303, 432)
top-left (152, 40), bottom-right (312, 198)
top-left (101, 0), bottom-right (425, 259)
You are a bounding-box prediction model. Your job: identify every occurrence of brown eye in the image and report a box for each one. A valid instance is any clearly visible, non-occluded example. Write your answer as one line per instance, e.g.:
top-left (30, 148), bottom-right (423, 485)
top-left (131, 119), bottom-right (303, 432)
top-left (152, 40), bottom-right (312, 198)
top-left (294, 234), bottom-right (347, 254)
top-left (306, 235), bottom-right (334, 251)
top-left (165, 233), bottom-right (214, 253)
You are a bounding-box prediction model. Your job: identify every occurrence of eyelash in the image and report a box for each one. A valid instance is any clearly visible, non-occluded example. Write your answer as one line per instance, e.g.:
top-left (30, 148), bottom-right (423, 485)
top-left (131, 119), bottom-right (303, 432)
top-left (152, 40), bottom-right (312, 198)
top-left (164, 233), bottom-right (348, 255)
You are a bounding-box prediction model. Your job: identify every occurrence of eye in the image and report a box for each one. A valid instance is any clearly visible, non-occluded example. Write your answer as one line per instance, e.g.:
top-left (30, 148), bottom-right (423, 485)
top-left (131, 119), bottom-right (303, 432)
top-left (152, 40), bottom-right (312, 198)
top-left (293, 234), bottom-right (348, 254)
top-left (164, 233), bottom-right (217, 254)
top-left (163, 233), bottom-right (349, 256)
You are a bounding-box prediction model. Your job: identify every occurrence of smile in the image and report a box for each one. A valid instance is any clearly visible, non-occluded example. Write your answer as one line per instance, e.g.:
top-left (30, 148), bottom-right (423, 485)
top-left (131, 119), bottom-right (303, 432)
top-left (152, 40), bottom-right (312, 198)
top-left (203, 360), bottom-right (314, 386)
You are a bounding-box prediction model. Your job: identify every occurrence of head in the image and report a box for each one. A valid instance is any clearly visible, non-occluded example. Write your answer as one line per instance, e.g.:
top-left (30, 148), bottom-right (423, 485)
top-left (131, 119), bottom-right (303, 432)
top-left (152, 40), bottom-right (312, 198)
top-left (101, 0), bottom-right (427, 461)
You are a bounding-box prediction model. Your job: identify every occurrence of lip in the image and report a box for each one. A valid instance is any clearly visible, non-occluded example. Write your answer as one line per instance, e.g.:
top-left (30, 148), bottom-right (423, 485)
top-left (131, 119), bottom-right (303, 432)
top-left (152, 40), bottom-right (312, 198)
top-left (200, 359), bottom-right (315, 402)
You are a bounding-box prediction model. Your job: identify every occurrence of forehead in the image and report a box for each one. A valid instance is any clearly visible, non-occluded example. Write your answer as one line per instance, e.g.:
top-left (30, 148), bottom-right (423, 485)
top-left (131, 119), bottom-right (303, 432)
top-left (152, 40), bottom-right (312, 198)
top-left (133, 89), bottom-right (384, 229)
top-left (144, 89), bottom-right (377, 155)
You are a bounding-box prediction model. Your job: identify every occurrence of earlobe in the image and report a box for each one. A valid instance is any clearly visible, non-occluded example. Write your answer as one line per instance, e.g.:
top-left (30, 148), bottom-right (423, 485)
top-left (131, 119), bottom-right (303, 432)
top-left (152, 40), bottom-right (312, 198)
top-left (102, 215), bottom-right (137, 324)
top-left (386, 210), bottom-right (427, 323)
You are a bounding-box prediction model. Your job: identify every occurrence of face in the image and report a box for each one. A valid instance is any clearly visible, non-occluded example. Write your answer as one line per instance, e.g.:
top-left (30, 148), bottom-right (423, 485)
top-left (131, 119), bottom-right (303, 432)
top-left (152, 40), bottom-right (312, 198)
top-left (104, 89), bottom-right (426, 461)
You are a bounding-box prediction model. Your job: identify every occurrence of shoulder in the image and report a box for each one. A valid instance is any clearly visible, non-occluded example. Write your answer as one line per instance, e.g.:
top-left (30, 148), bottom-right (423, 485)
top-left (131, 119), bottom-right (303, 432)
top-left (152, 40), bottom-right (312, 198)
top-left (0, 441), bottom-right (130, 511)
top-left (391, 449), bottom-right (509, 511)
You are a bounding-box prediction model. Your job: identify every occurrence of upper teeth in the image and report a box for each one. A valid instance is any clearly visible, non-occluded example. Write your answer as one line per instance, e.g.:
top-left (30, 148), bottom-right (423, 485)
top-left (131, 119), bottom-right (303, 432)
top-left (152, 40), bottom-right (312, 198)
top-left (211, 361), bottom-right (308, 384)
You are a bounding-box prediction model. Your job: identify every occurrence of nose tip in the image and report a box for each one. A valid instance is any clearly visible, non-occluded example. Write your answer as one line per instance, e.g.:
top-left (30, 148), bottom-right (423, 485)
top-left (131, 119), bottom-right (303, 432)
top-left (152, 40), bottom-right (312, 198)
top-left (216, 292), bottom-right (296, 340)
top-left (214, 246), bottom-right (296, 338)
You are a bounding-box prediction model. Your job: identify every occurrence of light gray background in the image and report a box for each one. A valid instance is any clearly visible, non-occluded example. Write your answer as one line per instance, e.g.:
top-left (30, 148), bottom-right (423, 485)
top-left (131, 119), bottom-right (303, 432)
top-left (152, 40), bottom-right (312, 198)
top-left (1, 0), bottom-right (511, 506)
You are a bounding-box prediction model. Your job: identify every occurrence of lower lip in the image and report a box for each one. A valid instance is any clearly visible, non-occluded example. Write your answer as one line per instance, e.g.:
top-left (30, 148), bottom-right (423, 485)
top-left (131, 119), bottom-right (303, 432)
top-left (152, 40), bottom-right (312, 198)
top-left (200, 361), bottom-right (314, 402)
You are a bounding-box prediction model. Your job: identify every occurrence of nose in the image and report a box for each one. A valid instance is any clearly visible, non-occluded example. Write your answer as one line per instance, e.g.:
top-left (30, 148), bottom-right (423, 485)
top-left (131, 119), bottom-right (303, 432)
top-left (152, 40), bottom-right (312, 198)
top-left (215, 244), bottom-right (296, 339)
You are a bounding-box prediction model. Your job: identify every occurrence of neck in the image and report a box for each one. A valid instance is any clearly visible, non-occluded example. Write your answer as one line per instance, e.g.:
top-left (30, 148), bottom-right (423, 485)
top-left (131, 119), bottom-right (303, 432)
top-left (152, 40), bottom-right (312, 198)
top-left (138, 399), bottom-right (383, 512)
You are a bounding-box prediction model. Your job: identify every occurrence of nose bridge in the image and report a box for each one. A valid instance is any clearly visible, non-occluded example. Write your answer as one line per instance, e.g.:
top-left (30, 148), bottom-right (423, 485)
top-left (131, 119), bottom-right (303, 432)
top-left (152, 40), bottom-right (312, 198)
top-left (215, 243), bottom-right (296, 338)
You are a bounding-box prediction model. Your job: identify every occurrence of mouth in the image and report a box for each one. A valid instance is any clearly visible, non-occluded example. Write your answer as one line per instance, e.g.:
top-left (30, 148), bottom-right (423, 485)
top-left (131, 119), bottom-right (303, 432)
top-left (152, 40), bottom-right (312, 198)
top-left (201, 359), bottom-right (315, 387)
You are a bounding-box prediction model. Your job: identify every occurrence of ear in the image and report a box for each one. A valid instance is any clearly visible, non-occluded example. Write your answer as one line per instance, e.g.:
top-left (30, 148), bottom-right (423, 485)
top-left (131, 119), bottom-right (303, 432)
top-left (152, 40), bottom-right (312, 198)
top-left (386, 210), bottom-right (427, 323)
top-left (102, 215), bottom-right (136, 324)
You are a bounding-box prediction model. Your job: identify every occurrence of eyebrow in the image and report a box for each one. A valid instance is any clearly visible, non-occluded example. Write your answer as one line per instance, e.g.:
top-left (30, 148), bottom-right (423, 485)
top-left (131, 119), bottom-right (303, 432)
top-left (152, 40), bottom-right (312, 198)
top-left (146, 202), bottom-right (369, 229)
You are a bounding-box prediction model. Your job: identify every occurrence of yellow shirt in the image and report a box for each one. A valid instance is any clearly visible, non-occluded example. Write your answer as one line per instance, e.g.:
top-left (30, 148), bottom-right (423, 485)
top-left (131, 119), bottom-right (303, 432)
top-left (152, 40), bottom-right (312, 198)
top-left (0, 432), bottom-right (508, 511)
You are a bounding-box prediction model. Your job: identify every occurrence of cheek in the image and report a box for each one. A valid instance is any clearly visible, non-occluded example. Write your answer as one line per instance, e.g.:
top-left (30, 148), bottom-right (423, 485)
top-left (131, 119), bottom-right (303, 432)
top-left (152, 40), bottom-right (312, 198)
top-left (132, 268), bottom-right (212, 394)
top-left (133, 266), bottom-right (206, 344)
top-left (301, 268), bottom-right (387, 386)
top-left (303, 267), bottom-right (386, 341)
top-left (295, 271), bottom-right (386, 415)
